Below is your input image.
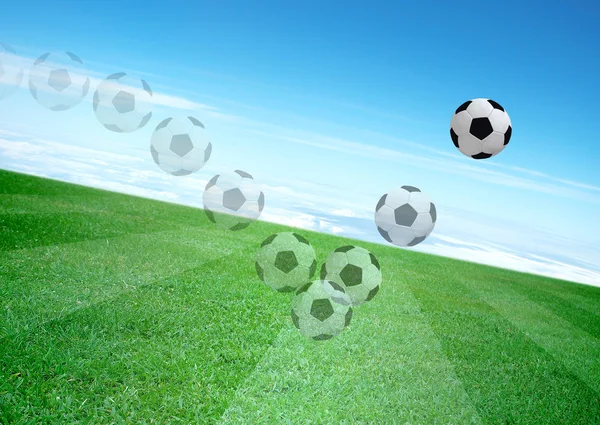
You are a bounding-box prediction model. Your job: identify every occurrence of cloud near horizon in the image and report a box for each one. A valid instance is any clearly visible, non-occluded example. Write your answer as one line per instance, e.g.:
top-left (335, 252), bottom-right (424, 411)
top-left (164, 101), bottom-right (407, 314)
top-left (0, 129), bottom-right (598, 288)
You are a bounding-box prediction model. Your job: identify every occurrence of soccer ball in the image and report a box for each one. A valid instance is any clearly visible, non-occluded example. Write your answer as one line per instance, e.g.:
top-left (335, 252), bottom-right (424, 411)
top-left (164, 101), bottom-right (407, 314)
top-left (374, 185), bottom-right (437, 247)
top-left (203, 170), bottom-right (265, 231)
top-left (93, 72), bottom-right (153, 133)
top-left (450, 98), bottom-right (512, 159)
top-left (291, 280), bottom-right (353, 341)
top-left (320, 245), bottom-right (382, 306)
top-left (255, 232), bottom-right (317, 292)
top-left (150, 116), bottom-right (212, 176)
top-left (0, 43), bottom-right (23, 100)
top-left (28, 51), bottom-right (90, 111)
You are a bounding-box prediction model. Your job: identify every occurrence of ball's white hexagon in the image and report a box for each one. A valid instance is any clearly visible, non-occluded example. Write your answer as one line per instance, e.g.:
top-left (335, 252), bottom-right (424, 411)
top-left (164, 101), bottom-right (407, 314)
top-left (407, 191), bottom-right (431, 214)
top-left (387, 225), bottom-right (416, 246)
top-left (28, 51), bottom-right (90, 111)
top-left (450, 110), bottom-right (472, 136)
top-left (489, 108), bottom-right (511, 133)
top-left (481, 132), bottom-right (506, 155)
top-left (411, 213), bottom-right (434, 238)
top-left (0, 43), bottom-right (23, 100)
top-left (374, 205), bottom-right (395, 232)
top-left (466, 98), bottom-right (493, 118)
top-left (457, 133), bottom-right (483, 156)
top-left (383, 187), bottom-right (410, 208)
top-left (93, 72), bottom-right (153, 133)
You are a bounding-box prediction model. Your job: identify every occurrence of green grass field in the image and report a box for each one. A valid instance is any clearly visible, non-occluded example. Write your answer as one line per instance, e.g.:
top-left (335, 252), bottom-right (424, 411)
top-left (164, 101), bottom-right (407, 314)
top-left (1, 169), bottom-right (599, 425)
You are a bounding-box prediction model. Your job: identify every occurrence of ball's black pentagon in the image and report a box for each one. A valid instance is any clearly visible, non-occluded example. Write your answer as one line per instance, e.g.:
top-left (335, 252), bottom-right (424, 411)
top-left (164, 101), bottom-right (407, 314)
top-left (292, 233), bottom-right (310, 245)
top-left (150, 145), bottom-right (160, 164)
top-left (205, 175), bottom-right (219, 190)
top-left (257, 192), bottom-right (265, 211)
top-left (450, 128), bottom-right (460, 148)
top-left (141, 79), bottom-right (152, 96)
top-left (172, 169), bottom-right (191, 177)
top-left (455, 100), bottom-right (471, 114)
top-left (34, 52), bottom-right (51, 66)
top-left (344, 308), bottom-right (353, 327)
top-left (309, 259), bottom-right (317, 278)
top-left (313, 334), bottom-right (333, 341)
top-left (487, 99), bottom-right (504, 112)
top-left (188, 116), bottom-right (204, 128)
top-left (430, 203), bottom-right (437, 223)
top-left (255, 261), bottom-right (264, 281)
top-left (365, 285), bottom-right (379, 302)
top-left (311, 298), bottom-right (334, 321)
top-left (334, 245), bottom-right (354, 253)
top-left (48, 69), bottom-right (71, 92)
top-left (472, 152), bottom-right (493, 160)
top-left (407, 235), bottom-right (426, 247)
top-left (329, 280), bottom-right (345, 293)
top-left (92, 90), bottom-right (100, 111)
top-left (291, 310), bottom-right (301, 329)
top-left (204, 142), bottom-right (212, 162)
top-left (504, 126), bottom-right (512, 145)
top-left (50, 104), bottom-right (71, 112)
top-left (275, 250), bottom-right (298, 274)
top-left (470, 117), bottom-right (493, 140)
top-left (223, 188), bottom-right (246, 211)
top-left (139, 111), bottom-right (152, 128)
top-left (320, 263), bottom-right (327, 280)
top-left (401, 185), bottom-right (420, 193)
top-left (394, 204), bottom-right (418, 227)
top-left (339, 263), bottom-right (363, 287)
top-left (377, 226), bottom-right (392, 243)
top-left (230, 222), bottom-right (250, 231)
top-left (112, 90), bottom-right (135, 114)
top-left (234, 170), bottom-right (253, 179)
top-left (204, 208), bottom-right (216, 223)
top-left (260, 233), bottom-right (277, 247)
top-left (66, 51), bottom-right (83, 64)
top-left (155, 117), bottom-right (172, 131)
top-left (170, 134), bottom-right (194, 157)
top-left (278, 285), bottom-right (296, 293)
top-left (296, 281), bottom-right (312, 295)
top-left (375, 194), bottom-right (387, 211)
top-left (106, 72), bottom-right (127, 80)
top-left (369, 253), bottom-right (380, 270)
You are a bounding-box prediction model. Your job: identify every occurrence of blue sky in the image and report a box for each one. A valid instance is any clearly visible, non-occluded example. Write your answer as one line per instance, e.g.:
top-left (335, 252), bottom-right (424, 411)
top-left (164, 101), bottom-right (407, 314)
top-left (0, 0), bottom-right (599, 285)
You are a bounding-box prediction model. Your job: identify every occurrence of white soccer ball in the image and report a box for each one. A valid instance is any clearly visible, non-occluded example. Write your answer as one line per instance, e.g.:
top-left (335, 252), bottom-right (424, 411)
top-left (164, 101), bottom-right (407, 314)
top-left (28, 51), bottom-right (90, 111)
top-left (203, 170), bottom-right (265, 231)
top-left (255, 232), bottom-right (317, 293)
top-left (374, 185), bottom-right (437, 247)
top-left (320, 245), bottom-right (382, 306)
top-left (0, 43), bottom-right (23, 101)
top-left (291, 280), bottom-right (353, 341)
top-left (92, 72), bottom-right (153, 133)
top-left (450, 98), bottom-right (512, 159)
top-left (150, 116), bottom-right (212, 176)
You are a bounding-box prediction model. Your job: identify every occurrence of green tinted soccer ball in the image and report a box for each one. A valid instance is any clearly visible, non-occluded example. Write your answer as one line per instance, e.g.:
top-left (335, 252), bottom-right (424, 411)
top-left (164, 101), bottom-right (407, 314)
top-left (291, 280), bottom-right (353, 341)
top-left (255, 232), bottom-right (317, 292)
top-left (320, 245), bottom-right (382, 306)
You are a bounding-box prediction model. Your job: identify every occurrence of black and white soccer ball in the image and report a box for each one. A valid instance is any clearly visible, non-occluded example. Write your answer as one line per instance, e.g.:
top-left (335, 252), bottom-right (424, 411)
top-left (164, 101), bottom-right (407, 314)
top-left (291, 280), bottom-right (353, 341)
top-left (150, 116), bottom-right (212, 176)
top-left (450, 98), bottom-right (512, 159)
top-left (203, 170), bottom-right (265, 231)
top-left (0, 43), bottom-right (23, 101)
top-left (320, 245), bottom-right (382, 306)
top-left (28, 51), bottom-right (90, 111)
top-left (374, 185), bottom-right (437, 247)
top-left (93, 72), bottom-right (153, 133)
top-left (255, 232), bottom-right (317, 293)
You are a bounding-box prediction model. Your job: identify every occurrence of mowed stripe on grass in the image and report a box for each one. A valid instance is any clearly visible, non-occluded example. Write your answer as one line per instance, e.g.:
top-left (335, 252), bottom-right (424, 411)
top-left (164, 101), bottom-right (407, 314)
top-left (218, 250), bottom-right (484, 425)
top-left (405, 258), bottom-right (600, 425)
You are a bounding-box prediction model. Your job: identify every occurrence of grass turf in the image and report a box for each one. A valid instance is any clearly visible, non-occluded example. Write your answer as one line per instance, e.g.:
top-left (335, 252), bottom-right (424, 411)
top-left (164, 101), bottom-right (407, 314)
top-left (0, 169), bottom-right (599, 424)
